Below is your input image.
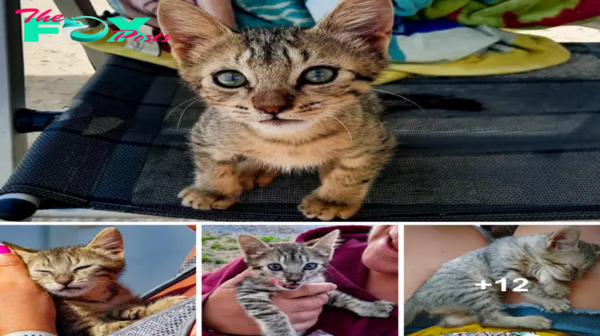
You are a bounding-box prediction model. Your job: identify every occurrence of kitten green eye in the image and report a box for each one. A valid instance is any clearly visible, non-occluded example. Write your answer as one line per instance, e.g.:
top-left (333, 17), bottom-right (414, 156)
top-left (302, 67), bottom-right (338, 85)
top-left (303, 263), bottom-right (318, 270)
top-left (267, 263), bottom-right (283, 271)
top-left (74, 265), bottom-right (93, 271)
top-left (214, 70), bottom-right (248, 88)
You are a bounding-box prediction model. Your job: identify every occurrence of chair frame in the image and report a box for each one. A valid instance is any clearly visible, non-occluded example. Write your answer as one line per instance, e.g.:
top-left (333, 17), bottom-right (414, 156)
top-left (0, 0), bottom-right (155, 220)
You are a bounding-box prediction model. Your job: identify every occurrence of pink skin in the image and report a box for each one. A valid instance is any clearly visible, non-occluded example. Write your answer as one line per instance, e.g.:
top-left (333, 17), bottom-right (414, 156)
top-left (362, 225), bottom-right (399, 274)
top-left (269, 278), bottom-right (300, 290)
top-left (0, 245), bottom-right (11, 255)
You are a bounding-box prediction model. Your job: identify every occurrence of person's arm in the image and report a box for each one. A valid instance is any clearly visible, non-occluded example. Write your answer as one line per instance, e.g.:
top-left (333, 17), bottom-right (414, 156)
top-left (0, 244), bottom-right (57, 335)
top-left (197, 0), bottom-right (237, 29)
top-left (202, 258), bottom-right (335, 335)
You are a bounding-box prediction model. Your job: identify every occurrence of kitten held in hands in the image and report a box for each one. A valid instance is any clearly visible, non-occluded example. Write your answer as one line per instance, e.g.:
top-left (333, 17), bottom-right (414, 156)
top-left (405, 226), bottom-right (600, 330)
top-left (158, 0), bottom-right (396, 220)
top-left (236, 230), bottom-right (394, 336)
top-left (4, 228), bottom-right (186, 336)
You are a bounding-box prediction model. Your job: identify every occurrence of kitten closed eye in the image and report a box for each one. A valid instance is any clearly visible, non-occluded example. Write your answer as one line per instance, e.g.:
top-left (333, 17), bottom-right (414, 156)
top-left (74, 265), bottom-right (94, 271)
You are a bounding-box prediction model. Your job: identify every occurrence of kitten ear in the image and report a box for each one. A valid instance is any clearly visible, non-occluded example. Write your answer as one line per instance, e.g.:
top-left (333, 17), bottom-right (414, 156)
top-left (313, 0), bottom-right (394, 51)
top-left (158, 0), bottom-right (233, 62)
top-left (86, 227), bottom-right (124, 258)
top-left (238, 234), bottom-right (271, 259)
top-left (1, 242), bottom-right (38, 260)
top-left (309, 230), bottom-right (340, 258)
top-left (547, 226), bottom-right (581, 250)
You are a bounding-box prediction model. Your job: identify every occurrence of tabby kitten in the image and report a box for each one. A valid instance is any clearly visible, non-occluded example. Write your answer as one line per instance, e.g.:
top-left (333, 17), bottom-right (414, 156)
top-left (157, 0), bottom-right (396, 220)
top-left (236, 230), bottom-right (395, 336)
top-left (405, 226), bottom-right (600, 330)
top-left (5, 228), bottom-right (185, 336)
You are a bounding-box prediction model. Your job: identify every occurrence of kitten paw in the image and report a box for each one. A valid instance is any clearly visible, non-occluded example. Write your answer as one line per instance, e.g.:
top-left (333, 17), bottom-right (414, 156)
top-left (541, 297), bottom-right (571, 313)
top-left (298, 195), bottom-right (361, 220)
top-left (362, 300), bottom-right (395, 318)
top-left (147, 295), bottom-right (187, 314)
top-left (178, 187), bottom-right (238, 210)
top-left (520, 316), bottom-right (552, 330)
top-left (110, 307), bottom-right (147, 320)
top-left (238, 169), bottom-right (278, 190)
top-left (544, 284), bottom-right (570, 298)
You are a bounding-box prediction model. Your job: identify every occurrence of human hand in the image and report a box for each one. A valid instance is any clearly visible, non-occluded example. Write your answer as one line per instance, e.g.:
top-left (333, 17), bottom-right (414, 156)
top-left (203, 269), bottom-right (336, 334)
top-left (0, 244), bottom-right (57, 335)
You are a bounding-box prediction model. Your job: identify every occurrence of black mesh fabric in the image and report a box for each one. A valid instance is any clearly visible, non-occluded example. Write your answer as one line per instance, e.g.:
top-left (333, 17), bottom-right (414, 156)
top-left (2, 43), bottom-right (600, 221)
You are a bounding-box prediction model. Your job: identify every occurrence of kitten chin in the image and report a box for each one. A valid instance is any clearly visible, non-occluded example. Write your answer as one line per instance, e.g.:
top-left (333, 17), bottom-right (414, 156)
top-left (44, 285), bottom-right (95, 298)
top-left (249, 119), bottom-right (315, 134)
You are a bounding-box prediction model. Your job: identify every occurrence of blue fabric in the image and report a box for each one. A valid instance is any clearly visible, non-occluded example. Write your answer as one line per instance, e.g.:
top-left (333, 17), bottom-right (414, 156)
top-left (232, 0), bottom-right (510, 64)
top-left (406, 303), bottom-right (600, 336)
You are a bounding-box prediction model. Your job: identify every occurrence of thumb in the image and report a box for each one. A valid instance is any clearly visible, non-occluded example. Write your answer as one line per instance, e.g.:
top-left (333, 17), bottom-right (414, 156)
top-left (222, 268), bottom-right (253, 288)
top-left (0, 244), bottom-right (29, 276)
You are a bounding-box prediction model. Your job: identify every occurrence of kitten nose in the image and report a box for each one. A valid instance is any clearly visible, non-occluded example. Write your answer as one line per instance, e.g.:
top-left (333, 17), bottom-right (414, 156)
top-left (252, 90), bottom-right (294, 114)
top-left (56, 277), bottom-right (73, 286)
top-left (257, 106), bottom-right (287, 114)
top-left (286, 274), bottom-right (302, 282)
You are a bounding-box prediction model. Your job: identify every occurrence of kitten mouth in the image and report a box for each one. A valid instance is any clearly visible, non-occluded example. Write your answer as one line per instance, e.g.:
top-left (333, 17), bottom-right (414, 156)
top-left (269, 278), bottom-right (300, 290)
top-left (259, 118), bottom-right (305, 126)
top-left (59, 286), bottom-right (82, 293)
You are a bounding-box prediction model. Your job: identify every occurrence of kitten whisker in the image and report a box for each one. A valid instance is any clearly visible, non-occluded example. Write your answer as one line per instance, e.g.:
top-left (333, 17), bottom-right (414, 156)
top-left (177, 99), bottom-right (202, 130)
top-left (372, 88), bottom-right (426, 114)
top-left (164, 97), bottom-right (202, 122)
top-left (324, 114), bottom-right (353, 142)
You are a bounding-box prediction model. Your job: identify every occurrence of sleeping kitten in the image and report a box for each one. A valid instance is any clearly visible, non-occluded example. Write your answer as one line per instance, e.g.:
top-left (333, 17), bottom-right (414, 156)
top-left (4, 227), bottom-right (185, 336)
top-left (405, 226), bottom-right (600, 330)
top-left (236, 230), bottom-right (395, 336)
top-left (157, 0), bottom-right (396, 220)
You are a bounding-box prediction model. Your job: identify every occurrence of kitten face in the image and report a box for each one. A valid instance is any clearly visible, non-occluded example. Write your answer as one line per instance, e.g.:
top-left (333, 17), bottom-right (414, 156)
top-left (5, 228), bottom-right (125, 299)
top-left (540, 227), bottom-right (600, 281)
top-left (238, 230), bottom-right (339, 290)
top-left (158, 0), bottom-right (393, 135)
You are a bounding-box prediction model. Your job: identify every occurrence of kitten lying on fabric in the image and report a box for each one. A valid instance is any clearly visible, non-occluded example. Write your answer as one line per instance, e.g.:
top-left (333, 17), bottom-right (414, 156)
top-left (236, 230), bottom-right (395, 336)
top-left (4, 228), bottom-right (185, 336)
top-left (405, 226), bottom-right (600, 330)
top-left (157, 0), bottom-right (396, 220)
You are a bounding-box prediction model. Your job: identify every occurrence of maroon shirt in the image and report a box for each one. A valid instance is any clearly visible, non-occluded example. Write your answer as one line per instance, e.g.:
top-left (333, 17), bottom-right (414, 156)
top-left (201, 225), bottom-right (399, 336)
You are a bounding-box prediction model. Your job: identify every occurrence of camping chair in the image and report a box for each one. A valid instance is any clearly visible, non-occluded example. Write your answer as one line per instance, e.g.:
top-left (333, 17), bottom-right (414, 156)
top-left (1, 0), bottom-right (600, 221)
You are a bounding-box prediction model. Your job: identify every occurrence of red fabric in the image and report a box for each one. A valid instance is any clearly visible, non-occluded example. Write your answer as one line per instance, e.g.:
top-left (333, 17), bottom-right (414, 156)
top-left (148, 247), bottom-right (197, 336)
top-left (201, 225), bottom-right (398, 336)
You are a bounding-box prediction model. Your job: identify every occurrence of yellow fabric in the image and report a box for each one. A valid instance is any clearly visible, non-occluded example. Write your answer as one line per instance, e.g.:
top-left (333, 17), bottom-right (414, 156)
top-left (374, 33), bottom-right (570, 85)
top-left (77, 27), bottom-right (178, 70)
top-left (76, 28), bottom-right (567, 87)
top-left (407, 324), bottom-right (572, 336)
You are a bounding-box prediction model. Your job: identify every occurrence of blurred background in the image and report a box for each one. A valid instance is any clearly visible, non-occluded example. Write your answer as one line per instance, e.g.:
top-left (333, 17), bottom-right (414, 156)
top-left (0, 225), bottom-right (196, 294)
top-left (202, 224), bottom-right (331, 274)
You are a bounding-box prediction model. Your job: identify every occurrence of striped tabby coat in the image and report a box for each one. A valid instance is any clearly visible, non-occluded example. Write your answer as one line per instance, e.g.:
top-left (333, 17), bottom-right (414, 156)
top-left (5, 228), bottom-right (185, 336)
top-left (158, 0), bottom-right (396, 220)
top-left (236, 230), bottom-right (395, 336)
top-left (405, 226), bottom-right (600, 330)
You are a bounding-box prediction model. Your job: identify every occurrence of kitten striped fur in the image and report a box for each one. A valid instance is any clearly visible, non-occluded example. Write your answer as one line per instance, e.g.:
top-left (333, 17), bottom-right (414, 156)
top-left (4, 228), bottom-right (185, 336)
top-left (158, 0), bottom-right (396, 220)
top-left (236, 230), bottom-right (394, 336)
top-left (405, 226), bottom-right (600, 330)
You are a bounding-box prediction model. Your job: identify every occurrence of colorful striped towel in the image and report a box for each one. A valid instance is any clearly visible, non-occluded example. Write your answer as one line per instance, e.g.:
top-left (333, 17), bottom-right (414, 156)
top-left (102, 0), bottom-right (599, 83)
